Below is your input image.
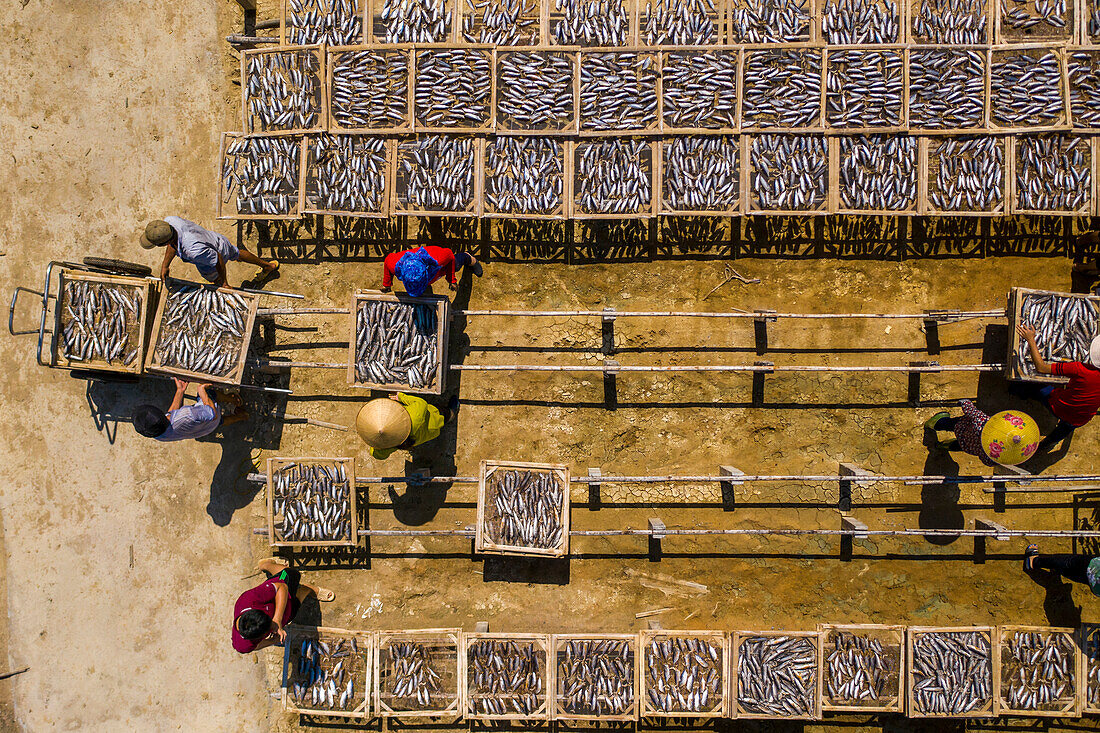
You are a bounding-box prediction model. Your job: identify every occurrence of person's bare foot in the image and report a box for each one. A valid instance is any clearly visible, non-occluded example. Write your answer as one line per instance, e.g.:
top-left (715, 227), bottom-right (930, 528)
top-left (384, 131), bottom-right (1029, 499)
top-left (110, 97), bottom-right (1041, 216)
top-left (256, 557), bottom-right (289, 573)
top-left (261, 259), bottom-right (280, 276)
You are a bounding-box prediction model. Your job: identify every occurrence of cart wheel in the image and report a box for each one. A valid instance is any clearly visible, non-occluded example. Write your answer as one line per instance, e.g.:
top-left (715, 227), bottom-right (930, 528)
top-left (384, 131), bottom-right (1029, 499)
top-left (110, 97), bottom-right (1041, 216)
top-left (70, 370), bottom-right (141, 384)
top-left (82, 257), bottom-right (152, 277)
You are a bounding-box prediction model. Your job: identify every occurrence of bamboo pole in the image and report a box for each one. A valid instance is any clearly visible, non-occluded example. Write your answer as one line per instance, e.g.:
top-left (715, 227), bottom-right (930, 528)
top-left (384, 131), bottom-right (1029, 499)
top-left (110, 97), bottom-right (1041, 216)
top-left (257, 307), bottom-right (350, 316)
top-left (455, 309), bottom-right (1006, 320)
top-left (251, 527), bottom-right (1100, 539)
top-left (449, 364), bottom-right (1004, 373)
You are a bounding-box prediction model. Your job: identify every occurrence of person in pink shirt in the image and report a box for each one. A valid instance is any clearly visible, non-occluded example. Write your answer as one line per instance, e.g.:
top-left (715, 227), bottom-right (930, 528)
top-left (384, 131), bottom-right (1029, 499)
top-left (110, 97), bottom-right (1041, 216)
top-left (232, 558), bottom-right (335, 654)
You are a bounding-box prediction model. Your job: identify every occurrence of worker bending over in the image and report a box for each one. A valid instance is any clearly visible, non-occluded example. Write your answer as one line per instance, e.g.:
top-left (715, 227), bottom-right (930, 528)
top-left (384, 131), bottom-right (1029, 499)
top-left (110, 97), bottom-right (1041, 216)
top-left (357, 393), bottom-right (458, 460)
top-left (381, 246), bottom-right (482, 297)
top-left (232, 558), bottom-right (334, 654)
top-left (132, 378), bottom-right (247, 441)
top-left (140, 217), bottom-right (278, 288)
top-left (1016, 325), bottom-right (1100, 448)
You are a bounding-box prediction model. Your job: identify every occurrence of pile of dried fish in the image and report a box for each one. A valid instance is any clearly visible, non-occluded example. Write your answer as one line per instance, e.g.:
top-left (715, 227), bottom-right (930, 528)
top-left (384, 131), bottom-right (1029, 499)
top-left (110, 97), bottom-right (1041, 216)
top-left (496, 51), bottom-right (575, 131)
top-left (911, 0), bottom-right (987, 42)
top-left (737, 635), bottom-right (818, 718)
top-left (415, 49), bottom-right (492, 129)
top-left (397, 135), bottom-right (477, 212)
top-left (1091, 1), bottom-right (1100, 40)
top-left (1016, 135), bottom-right (1091, 212)
top-left (485, 138), bottom-right (565, 215)
top-left (222, 136), bottom-right (301, 217)
top-left (1069, 51), bottom-right (1100, 127)
top-left (644, 636), bottom-right (723, 714)
top-left (330, 49), bottom-right (409, 130)
top-left (354, 300), bottom-right (439, 387)
top-left (639, 0), bottom-right (718, 44)
top-left (991, 51), bottom-right (1065, 127)
top-left (285, 0), bottom-right (364, 45)
top-left (662, 51), bottom-right (737, 129)
top-left (1016, 292), bottom-right (1098, 376)
top-left (1000, 630), bottom-right (1076, 712)
top-left (750, 135), bottom-right (828, 211)
top-left (1084, 627), bottom-right (1100, 709)
top-left (822, 0), bottom-right (900, 42)
top-left (742, 50), bottom-right (822, 128)
top-left (663, 137), bottom-right (740, 212)
top-left (153, 285), bottom-right (249, 378)
top-left (839, 136), bottom-right (917, 211)
top-left (484, 469), bottom-right (565, 550)
top-left (271, 462), bottom-right (353, 543)
top-left (467, 640), bottom-right (545, 716)
top-left (827, 50), bottom-right (904, 128)
top-left (287, 635), bottom-right (367, 712)
top-left (374, 0), bottom-right (451, 42)
top-left (928, 137), bottom-right (1004, 212)
top-left (1001, 0), bottom-right (1070, 37)
top-left (556, 639), bottom-right (635, 716)
top-left (382, 640), bottom-right (453, 710)
top-left (728, 0), bottom-right (811, 42)
top-left (910, 631), bottom-right (992, 716)
top-left (462, 0), bottom-right (539, 44)
top-left (244, 50), bottom-right (323, 133)
top-left (823, 631), bottom-right (899, 706)
top-left (910, 50), bottom-right (986, 129)
top-left (551, 0), bottom-right (630, 45)
top-left (304, 135), bottom-right (387, 214)
top-left (59, 280), bottom-right (142, 367)
top-left (580, 53), bottom-right (658, 131)
top-left (575, 139), bottom-right (653, 215)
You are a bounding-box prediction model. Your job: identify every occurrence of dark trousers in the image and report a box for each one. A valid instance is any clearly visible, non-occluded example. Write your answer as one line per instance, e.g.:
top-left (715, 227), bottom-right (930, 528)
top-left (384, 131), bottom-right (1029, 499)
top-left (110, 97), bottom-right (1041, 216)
top-left (934, 416), bottom-right (959, 431)
top-left (1035, 554), bottom-right (1093, 585)
top-left (454, 252), bottom-right (472, 272)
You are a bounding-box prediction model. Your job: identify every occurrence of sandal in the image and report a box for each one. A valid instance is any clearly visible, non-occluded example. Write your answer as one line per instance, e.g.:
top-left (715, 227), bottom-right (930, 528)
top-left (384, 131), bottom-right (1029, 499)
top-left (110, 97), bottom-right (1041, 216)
top-left (314, 587), bottom-right (336, 602)
top-left (1024, 544), bottom-right (1039, 572)
top-left (924, 411), bottom-right (950, 431)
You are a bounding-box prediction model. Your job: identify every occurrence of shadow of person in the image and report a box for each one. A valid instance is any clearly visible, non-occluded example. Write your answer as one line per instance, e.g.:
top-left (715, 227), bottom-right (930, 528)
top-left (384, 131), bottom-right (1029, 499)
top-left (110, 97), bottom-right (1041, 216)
top-left (919, 433), bottom-right (965, 546)
top-left (204, 416), bottom-right (261, 527)
top-left (1025, 566), bottom-right (1083, 628)
top-left (1024, 431), bottom-right (1074, 473)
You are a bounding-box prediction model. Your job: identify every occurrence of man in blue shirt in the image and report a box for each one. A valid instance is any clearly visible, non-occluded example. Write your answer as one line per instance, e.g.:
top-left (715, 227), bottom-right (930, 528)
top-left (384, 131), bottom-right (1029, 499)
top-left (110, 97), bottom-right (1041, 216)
top-left (139, 217), bottom-right (278, 288)
top-left (132, 378), bottom-right (247, 441)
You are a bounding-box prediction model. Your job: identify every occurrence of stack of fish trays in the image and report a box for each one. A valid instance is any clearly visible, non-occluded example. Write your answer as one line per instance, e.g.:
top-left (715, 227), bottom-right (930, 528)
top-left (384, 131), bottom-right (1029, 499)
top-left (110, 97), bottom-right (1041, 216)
top-left (375, 629), bottom-right (464, 718)
top-left (920, 136), bottom-right (1007, 215)
top-left (726, 0), bottom-right (817, 43)
top-left (146, 281), bottom-right (260, 385)
top-left (572, 138), bottom-right (658, 218)
top-left (823, 46), bottom-right (908, 133)
top-left (659, 48), bottom-right (740, 134)
top-left (658, 136), bottom-right (742, 215)
top-left (495, 48), bottom-right (579, 134)
top-left (908, 46), bottom-right (989, 133)
top-left (996, 625), bottom-right (1080, 716)
top-left (638, 0), bottom-right (726, 45)
top-left (1079, 624), bottom-right (1100, 714)
top-left (281, 0), bottom-right (367, 45)
top-left (832, 134), bottom-right (919, 214)
top-left (462, 632), bottom-right (552, 720)
top-left (483, 137), bottom-right (572, 219)
top-left (283, 626), bottom-right (374, 718)
top-left (327, 45), bottom-right (414, 133)
top-left (550, 634), bottom-right (640, 720)
top-left (995, 0), bottom-right (1074, 42)
top-left (731, 630), bottom-right (823, 720)
top-left (906, 626), bottom-right (996, 718)
top-left (547, 0), bottom-right (636, 46)
top-left (266, 457), bottom-right (358, 547)
top-left (458, 0), bottom-right (542, 44)
top-left (366, 0), bottom-right (455, 43)
top-left (413, 45), bottom-right (496, 132)
top-left (301, 134), bottom-right (393, 217)
top-left (989, 45), bottom-right (1071, 132)
top-left (819, 624), bottom-right (905, 714)
top-left (241, 45), bottom-right (328, 136)
top-left (578, 50), bottom-right (661, 134)
top-left (51, 269), bottom-right (155, 375)
top-left (1011, 134), bottom-right (1096, 214)
top-left (1006, 286), bottom-right (1100, 382)
top-left (217, 133), bottom-right (305, 220)
top-left (348, 290), bottom-right (449, 394)
top-left (1068, 48), bottom-right (1100, 129)
top-left (638, 630), bottom-right (728, 718)
top-left (393, 134), bottom-right (483, 215)
top-left (475, 460), bottom-right (571, 557)
top-left (908, 0), bottom-right (990, 43)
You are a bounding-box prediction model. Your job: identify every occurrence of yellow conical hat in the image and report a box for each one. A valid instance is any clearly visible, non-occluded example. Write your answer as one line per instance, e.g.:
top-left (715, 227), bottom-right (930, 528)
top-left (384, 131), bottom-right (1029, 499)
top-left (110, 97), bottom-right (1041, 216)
top-left (980, 410), bottom-right (1040, 466)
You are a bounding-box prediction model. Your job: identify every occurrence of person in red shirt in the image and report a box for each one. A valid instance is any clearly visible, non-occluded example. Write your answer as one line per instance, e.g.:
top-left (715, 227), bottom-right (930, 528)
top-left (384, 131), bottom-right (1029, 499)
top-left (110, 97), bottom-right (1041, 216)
top-left (1016, 324), bottom-right (1100, 449)
top-left (381, 246), bottom-right (482, 297)
top-left (232, 558), bottom-right (335, 654)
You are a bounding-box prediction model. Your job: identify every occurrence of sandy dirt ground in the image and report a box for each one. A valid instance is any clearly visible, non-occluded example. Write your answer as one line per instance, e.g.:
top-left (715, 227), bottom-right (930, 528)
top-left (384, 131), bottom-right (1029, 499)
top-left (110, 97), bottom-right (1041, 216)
top-left (4, 1), bottom-right (1100, 732)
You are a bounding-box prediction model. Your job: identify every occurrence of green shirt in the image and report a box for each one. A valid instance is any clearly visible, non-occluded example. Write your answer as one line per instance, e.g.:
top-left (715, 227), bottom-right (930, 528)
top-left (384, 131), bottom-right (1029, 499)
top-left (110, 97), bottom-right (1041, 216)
top-left (368, 393), bottom-right (445, 460)
top-left (1088, 558), bottom-right (1100, 597)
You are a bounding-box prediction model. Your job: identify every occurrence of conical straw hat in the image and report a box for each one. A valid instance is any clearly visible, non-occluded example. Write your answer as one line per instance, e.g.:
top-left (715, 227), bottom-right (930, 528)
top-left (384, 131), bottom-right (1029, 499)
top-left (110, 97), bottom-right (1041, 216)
top-left (356, 398), bottom-right (412, 449)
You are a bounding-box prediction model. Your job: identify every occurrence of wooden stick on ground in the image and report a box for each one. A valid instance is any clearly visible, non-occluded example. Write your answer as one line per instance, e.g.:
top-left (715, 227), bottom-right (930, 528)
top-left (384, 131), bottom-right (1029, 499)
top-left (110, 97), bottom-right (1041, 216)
top-left (0, 667), bottom-right (28, 681)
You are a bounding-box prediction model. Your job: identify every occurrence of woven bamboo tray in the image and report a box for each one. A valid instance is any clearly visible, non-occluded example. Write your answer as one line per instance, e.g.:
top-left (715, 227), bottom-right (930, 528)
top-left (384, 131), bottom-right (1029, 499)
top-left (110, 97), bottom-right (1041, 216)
top-left (375, 628), bottom-right (464, 718)
top-left (550, 633), bottom-right (641, 720)
top-left (819, 624), bottom-right (905, 713)
top-left (730, 630), bottom-right (823, 720)
top-left (639, 629), bottom-right (728, 718)
top-left (475, 459), bottom-right (571, 557)
top-left (462, 632), bottom-right (552, 720)
top-left (347, 289), bottom-right (449, 395)
top-left (283, 626), bottom-right (375, 718)
top-left (266, 457), bottom-right (358, 548)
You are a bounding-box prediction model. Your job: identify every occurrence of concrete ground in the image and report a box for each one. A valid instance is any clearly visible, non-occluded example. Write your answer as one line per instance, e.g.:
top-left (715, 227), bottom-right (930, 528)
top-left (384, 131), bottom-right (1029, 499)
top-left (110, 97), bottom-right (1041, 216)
top-left (3, 2), bottom-right (1100, 733)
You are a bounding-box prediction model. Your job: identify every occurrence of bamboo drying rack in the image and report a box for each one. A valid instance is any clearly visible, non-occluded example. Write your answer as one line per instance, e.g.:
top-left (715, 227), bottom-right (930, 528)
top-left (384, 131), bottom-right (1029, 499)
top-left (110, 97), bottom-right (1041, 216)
top-left (494, 47), bottom-right (579, 134)
top-left (906, 626), bottom-right (997, 718)
top-left (374, 628), bottom-right (464, 718)
top-left (461, 632), bottom-right (552, 720)
top-left (744, 133), bottom-right (831, 216)
top-left (989, 43), bottom-right (1073, 132)
top-left (739, 45), bottom-right (827, 134)
top-left (919, 135), bottom-right (1009, 216)
top-left (546, 0), bottom-right (638, 46)
top-left (216, 132), bottom-right (306, 221)
top-left (347, 289), bottom-right (449, 395)
top-left (658, 47), bottom-right (742, 134)
top-left (572, 137), bottom-right (659, 218)
top-left (823, 45), bottom-right (910, 134)
top-left (906, 0), bottom-right (993, 43)
top-left (241, 44), bottom-right (328, 137)
top-left (1079, 623), bottom-right (1100, 714)
top-left (366, 0), bottom-right (456, 42)
top-left (283, 625), bottom-right (375, 718)
top-left (299, 134), bottom-right (394, 218)
top-left (475, 459), bottom-right (571, 557)
top-left (483, 137), bottom-right (573, 219)
top-left (280, 0), bottom-right (368, 45)
top-left (730, 629), bottom-right (824, 720)
top-left (830, 135), bottom-right (921, 215)
top-left (549, 633), bottom-right (641, 721)
top-left (266, 457), bottom-right (358, 548)
top-left (638, 629), bottom-right (729, 719)
top-left (413, 44), bottom-right (497, 133)
top-left (391, 135), bottom-right (484, 216)
top-left (578, 47), bottom-right (662, 135)
top-left (326, 44), bottom-right (414, 133)
top-left (727, 0), bottom-right (820, 42)
top-left (1005, 286), bottom-right (1100, 383)
top-left (996, 624), bottom-right (1080, 717)
top-left (819, 623), bottom-right (906, 714)
top-left (907, 45), bottom-right (990, 135)
top-left (656, 136), bottom-right (742, 216)
top-left (458, 0), bottom-right (543, 44)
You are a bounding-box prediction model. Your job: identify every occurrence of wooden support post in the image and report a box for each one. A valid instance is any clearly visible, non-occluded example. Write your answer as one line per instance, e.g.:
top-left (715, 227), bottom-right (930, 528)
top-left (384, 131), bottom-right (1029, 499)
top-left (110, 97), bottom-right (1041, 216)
top-left (754, 309), bottom-right (777, 355)
top-left (974, 516), bottom-right (1010, 562)
top-left (838, 462), bottom-right (874, 512)
top-left (647, 619), bottom-right (664, 630)
top-left (588, 468), bottom-right (602, 511)
top-left (841, 514), bottom-right (869, 538)
top-left (752, 361), bottom-right (773, 407)
top-left (233, 0), bottom-right (257, 9)
top-left (602, 307), bottom-right (617, 356)
top-left (648, 518), bottom-right (665, 562)
top-left (475, 621), bottom-right (490, 633)
top-left (923, 310), bottom-right (942, 355)
top-left (719, 465), bottom-right (743, 511)
top-left (604, 359), bottom-right (619, 411)
top-left (908, 361), bottom-right (940, 406)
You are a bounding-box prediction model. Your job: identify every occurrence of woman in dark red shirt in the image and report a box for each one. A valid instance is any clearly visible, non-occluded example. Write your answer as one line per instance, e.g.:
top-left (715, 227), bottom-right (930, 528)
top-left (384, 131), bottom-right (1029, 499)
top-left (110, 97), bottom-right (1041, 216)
top-left (232, 559), bottom-right (335, 654)
top-left (1017, 325), bottom-right (1100, 448)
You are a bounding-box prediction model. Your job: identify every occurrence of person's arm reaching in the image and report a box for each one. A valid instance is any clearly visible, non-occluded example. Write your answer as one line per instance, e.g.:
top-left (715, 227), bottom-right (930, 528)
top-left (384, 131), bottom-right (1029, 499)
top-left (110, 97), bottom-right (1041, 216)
top-left (160, 246), bottom-right (177, 288)
top-left (169, 377), bottom-right (188, 412)
top-left (214, 254), bottom-right (228, 289)
top-left (381, 255), bottom-right (395, 292)
top-left (250, 635), bottom-right (281, 651)
top-left (269, 581), bottom-right (289, 642)
top-left (197, 383), bottom-right (216, 409)
top-left (1016, 324), bottom-right (1053, 374)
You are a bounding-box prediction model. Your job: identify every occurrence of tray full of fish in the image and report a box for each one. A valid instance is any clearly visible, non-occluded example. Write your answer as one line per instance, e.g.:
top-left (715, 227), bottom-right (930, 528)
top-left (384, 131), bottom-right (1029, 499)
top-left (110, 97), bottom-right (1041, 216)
top-left (908, 47), bottom-right (987, 130)
top-left (835, 134), bottom-right (918, 213)
top-left (573, 138), bottom-right (657, 218)
top-left (549, 0), bottom-right (633, 45)
top-left (822, 0), bottom-right (902, 42)
top-left (476, 460), bottom-right (571, 557)
top-left (1007, 287), bottom-right (1100, 383)
top-left (496, 49), bottom-right (578, 132)
top-left (825, 48), bottom-right (906, 131)
top-left (996, 626), bottom-right (1079, 716)
top-left (242, 46), bottom-right (326, 136)
top-left (551, 634), bottom-right (639, 720)
top-left (394, 134), bottom-right (481, 215)
top-left (283, 626), bottom-right (374, 717)
top-left (732, 631), bottom-right (822, 719)
top-left (728, 0), bottom-right (815, 42)
top-left (484, 137), bottom-right (569, 218)
top-left (147, 282), bottom-right (258, 385)
top-left (218, 133), bottom-right (304, 220)
top-left (368, 0), bottom-right (454, 42)
top-left (907, 626), bottom-right (995, 718)
top-left (414, 46), bottom-right (494, 131)
top-left (460, 0), bottom-right (541, 43)
top-left (302, 134), bottom-right (391, 217)
top-left (748, 134), bottom-right (829, 213)
top-left (282, 0), bottom-right (366, 45)
top-left (639, 0), bottom-right (723, 44)
top-left (639, 631), bottom-right (727, 718)
top-left (659, 136), bottom-right (741, 214)
top-left (328, 46), bottom-right (413, 132)
top-left (909, 0), bottom-right (989, 42)
top-left (997, 0), bottom-right (1073, 40)
top-left (52, 271), bottom-right (153, 374)
top-left (375, 629), bottom-right (463, 717)
top-left (266, 458), bottom-right (357, 547)
top-left (819, 624), bottom-right (904, 713)
top-left (1080, 623), bottom-right (1100, 713)
top-left (1069, 49), bottom-right (1100, 128)
top-left (1012, 134), bottom-right (1093, 214)
top-left (463, 634), bottom-right (551, 719)
top-left (579, 51), bottom-right (659, 133)
top-left (990, 46), bottom-right (1070, 130)
top-left (349, 291), bottom-right (448, 394)
top-left (741, 48), bottom-right (824, 130)
top-left (923, 136), bottom-right (1006, 215)
top-left (660, 49), bottom-right (739, 132)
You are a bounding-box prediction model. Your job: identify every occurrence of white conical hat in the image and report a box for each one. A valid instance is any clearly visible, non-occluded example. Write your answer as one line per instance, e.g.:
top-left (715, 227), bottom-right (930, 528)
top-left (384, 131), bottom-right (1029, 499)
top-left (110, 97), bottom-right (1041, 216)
top-left (355, 398), bottom-right (412, 449)
top-left (1091, 334), bottom-right (1100, 368)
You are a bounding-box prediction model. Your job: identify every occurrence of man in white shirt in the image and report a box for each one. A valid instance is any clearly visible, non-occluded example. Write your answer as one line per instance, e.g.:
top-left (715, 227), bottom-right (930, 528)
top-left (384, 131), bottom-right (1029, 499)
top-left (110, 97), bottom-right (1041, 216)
top-left (139, 217), bottom-right (278, 288)
top-left (132, 378), bottom-right (247, 441)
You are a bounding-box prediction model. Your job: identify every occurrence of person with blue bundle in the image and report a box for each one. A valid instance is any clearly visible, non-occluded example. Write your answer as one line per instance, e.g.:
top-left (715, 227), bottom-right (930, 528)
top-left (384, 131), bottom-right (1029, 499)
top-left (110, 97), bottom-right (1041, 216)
top-left (380, 245), bottom-right (482, 296)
